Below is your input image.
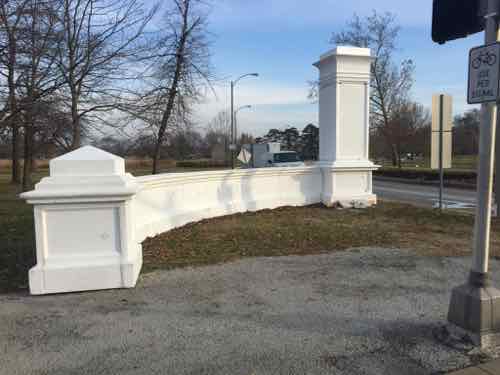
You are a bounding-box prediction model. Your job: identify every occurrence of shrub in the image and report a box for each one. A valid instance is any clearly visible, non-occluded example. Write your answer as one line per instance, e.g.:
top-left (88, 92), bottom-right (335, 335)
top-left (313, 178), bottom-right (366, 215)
top-left (375, 167), bottom-right (476, 182)
top-left (125, 159), bottom-right (177, 170)
top-left (176, 159), bottom-right (229, 168)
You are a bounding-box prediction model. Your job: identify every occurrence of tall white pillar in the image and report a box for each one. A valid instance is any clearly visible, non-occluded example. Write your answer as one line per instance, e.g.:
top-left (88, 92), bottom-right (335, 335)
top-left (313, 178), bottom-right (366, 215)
top-left (314, 46), bottom-right (378, 207)
top-left (21, 146), bottom-right (142, 295)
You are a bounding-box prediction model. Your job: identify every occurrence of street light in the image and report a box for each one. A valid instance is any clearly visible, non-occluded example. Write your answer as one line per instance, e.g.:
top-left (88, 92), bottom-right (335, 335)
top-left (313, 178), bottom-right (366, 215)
top-left (231, 73), bottom-right (259, 169)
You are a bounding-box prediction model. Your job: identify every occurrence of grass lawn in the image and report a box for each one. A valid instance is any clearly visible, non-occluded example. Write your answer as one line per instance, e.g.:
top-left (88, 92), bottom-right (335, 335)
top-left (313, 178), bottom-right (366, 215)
top-left (142, 203), bottom-right (500, 273)
top-left (2, 166), bottom-right (500, 294)
top-left (0, 163), bottom-right (227, 293)
top-left (0, 173), bottom-right (37, 293)
top-left (376, 155), bottom-right (478, 170)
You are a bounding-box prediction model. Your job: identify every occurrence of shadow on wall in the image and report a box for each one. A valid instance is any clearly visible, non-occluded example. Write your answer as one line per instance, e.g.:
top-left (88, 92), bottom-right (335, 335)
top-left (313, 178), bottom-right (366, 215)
top-left (134, 166), bottom-right (323, 242)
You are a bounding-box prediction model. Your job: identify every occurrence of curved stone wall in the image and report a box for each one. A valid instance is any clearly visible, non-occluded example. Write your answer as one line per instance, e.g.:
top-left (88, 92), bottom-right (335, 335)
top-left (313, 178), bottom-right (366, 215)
top-left (21, 46), bottom-right (379, 295)
top-left (134, 166), bottom-right (323, 242)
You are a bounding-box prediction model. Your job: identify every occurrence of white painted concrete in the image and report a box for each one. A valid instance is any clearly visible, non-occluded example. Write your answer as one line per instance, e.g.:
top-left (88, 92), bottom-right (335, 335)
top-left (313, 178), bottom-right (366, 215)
top-left (314, 46), bottom-right (378, 207)
top-left (134, 167), bottom-right (322, 241)
top-left (21, 146), bottom-right (142, 295)
top-left (21, 46), bottom-right (378, 294)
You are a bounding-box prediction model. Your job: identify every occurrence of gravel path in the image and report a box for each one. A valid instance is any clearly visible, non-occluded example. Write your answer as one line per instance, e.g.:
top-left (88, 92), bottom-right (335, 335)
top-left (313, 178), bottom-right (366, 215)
top-left (1, 248), bottom-right (499, 375)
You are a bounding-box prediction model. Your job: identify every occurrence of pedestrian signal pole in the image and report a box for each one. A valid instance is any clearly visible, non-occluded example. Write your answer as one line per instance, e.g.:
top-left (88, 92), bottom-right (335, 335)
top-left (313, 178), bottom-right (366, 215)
top-left (447, 0), bottom-right (500, 347)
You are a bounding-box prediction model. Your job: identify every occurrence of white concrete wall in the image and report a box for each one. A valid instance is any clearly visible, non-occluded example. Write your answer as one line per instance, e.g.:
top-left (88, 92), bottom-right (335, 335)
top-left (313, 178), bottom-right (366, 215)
top-left (134, 167), bottom-right (323, 241)
top-left (21, 45), bottom-right (379, 295)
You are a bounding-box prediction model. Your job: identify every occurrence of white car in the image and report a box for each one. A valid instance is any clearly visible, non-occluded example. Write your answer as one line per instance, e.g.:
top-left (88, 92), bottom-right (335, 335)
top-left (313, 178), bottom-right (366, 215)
top-left (267, 151), bottom-right (305, 167)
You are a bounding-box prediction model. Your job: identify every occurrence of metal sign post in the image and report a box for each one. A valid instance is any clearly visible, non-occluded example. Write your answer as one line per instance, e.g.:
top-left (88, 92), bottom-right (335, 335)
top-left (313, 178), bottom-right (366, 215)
top-left (448, 0), bottom-right (500, 347)
top-left (439, 94), bottom-right (444, 210)
top-left (431, 94), bottom-right (452, 209)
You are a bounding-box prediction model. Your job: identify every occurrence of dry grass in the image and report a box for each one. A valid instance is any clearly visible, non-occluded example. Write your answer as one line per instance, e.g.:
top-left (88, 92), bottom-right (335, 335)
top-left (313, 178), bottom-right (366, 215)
top-left (125, 158), bottom-right (177, 170)
top-left (0, 159), bottom-right (11, 169)
top-left (0, 159), bottom-right (50, 170)
top-left (0, 174), bottom-right (36, 293)
top-left (142, 202), bottom-right (500, 273)
top-left (0, 163), bottom-right (224, 292)
top-left (3, 162), bottom-right (500, 293)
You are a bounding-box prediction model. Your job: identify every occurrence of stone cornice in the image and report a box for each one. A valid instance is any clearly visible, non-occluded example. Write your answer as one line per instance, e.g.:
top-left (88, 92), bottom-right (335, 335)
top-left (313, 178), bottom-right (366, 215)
top-left (318, 161), bottom-right (380, 172)
top-left (20, 174), bottom-right (140, 203)
top-left (137, 166), bottom-right (322, 190)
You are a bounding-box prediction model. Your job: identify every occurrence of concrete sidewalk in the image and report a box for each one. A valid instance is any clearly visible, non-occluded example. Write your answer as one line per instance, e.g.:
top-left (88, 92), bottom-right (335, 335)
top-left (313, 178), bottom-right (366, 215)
top-left (2, 248), bottom-right (500, 374)
top-left (449, 359), bottom-right (500, 374)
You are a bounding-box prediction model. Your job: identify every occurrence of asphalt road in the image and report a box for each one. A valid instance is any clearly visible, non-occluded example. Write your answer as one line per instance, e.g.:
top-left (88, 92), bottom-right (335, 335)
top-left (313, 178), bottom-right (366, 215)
top-left (1, 248), bottom-right (497, 375)
top-left (374, 179), bottom-right (477, 209)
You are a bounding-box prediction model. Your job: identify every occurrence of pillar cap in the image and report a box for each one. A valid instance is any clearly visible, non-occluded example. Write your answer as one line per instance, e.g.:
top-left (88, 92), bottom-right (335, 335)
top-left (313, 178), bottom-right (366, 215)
top-left (50, 145), bottom-right (125, 176)
top-left (21, 146), bottom-right (139, 203)
top-left (314, 46), bottom-right (372, 67)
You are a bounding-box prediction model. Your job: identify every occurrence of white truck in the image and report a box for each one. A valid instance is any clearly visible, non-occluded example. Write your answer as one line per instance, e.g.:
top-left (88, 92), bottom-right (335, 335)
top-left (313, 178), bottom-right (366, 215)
top-left (240, 143), bottom-right (304, 168)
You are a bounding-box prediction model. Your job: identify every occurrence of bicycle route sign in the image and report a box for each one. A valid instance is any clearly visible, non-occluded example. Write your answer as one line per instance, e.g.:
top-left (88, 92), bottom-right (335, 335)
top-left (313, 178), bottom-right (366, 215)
top-left (468, 43), bottom-right (500, 104)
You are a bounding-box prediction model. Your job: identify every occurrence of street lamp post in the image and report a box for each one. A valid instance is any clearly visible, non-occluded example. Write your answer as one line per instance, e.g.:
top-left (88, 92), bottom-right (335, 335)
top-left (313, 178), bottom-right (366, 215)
top-left (231, 73), bottom-right (258, 169)
top-left (235, 105), bottom-right (252, 147)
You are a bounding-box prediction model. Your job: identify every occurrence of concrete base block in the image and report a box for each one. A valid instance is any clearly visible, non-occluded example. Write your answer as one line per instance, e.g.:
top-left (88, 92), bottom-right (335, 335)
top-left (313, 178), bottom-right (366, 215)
top-left (447, 323), bottom-right (500, 349)
top-left (448, 273), bottom-right (500, 349)
top-left (29, 259), bottom-right (141, 295)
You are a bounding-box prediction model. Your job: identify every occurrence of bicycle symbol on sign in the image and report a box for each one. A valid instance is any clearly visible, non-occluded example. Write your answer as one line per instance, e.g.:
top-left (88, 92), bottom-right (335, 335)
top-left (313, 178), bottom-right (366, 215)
top-left (472, 50), bottom-right (497, 69)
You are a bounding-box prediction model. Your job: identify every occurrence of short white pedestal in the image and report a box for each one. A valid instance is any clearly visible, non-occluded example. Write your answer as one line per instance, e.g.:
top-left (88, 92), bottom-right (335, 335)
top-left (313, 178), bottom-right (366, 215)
top-left (21, 146), bottom-right (142, 294)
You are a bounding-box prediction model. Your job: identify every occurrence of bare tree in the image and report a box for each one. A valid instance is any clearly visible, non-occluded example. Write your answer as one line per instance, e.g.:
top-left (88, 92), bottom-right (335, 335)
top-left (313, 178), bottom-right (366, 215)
top-left (0, 0), bottom-right (30, 184)
top-left (203, 110), bottom-right (230, 160)
top-left (453, 109), bottom-right (480, 156)
top-left (55, 0), bottom-right (157, 150)
top-left (387, 102), bottom-right (430, 167)
top-left (331, 11), bottom-right (415, 166)
top-left (138, 0), bottom-right (213, 174)
top-left (16, 0), bottom-right (62, 190)
top-left (205, 110), bottom-right (230, 138)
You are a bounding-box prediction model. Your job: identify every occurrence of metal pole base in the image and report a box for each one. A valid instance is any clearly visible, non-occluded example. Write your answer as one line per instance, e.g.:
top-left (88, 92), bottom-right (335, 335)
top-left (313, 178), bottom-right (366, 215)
top-left (448, 271), bottom-right (500, 348)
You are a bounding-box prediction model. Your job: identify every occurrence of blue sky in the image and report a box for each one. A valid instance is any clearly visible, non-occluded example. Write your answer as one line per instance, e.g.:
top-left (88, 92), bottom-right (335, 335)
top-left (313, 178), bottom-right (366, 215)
top-left (191, 0), bottom-right (484, 137)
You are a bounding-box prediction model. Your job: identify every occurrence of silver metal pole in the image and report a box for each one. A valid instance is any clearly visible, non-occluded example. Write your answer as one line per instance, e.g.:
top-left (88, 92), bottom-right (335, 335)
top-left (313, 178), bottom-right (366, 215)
top-left (439, 94), bottom-right (444, 210)
top-left (471, 2), bottom-right (499, 275)
top-left (447, 0), bottom-right (500, 339)
top-left (251, 143), bottom-right (254, 168)
top-left (495, 95), bottom-right (500, 216)
top-left (494, 22), bottom-right (500, 217)
top-left (231, 81), bottom-right (234, 170)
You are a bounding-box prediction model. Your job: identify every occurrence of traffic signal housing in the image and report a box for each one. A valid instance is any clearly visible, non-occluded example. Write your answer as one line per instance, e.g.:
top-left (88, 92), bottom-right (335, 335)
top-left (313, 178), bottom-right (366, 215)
top-left (432, 0), bottom-right (484, 44)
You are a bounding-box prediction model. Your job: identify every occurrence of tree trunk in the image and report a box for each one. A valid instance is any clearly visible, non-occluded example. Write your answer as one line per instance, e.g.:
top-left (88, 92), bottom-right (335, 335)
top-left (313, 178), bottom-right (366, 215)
top-left (152, 146), bottom-right (160, 174)
top-left (11, 122), bottom-right (20, 184)
top-left (8, 36), bottom-right (19, 184)
top-left (70, 92), bottom-right (80, 149)
top-left (71, 115), bottom-right (80, 149)
top-left (22, 124), bottom-right (34, 192)
top-left (390, 144), bottom-right (398, 167)
top-left (151, 0), bottom-right (190, 175)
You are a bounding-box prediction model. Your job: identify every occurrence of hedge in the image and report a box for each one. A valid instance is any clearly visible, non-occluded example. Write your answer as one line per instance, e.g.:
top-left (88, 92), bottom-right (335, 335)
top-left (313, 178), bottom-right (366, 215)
top-left (176, 160), bottom-right (229, 168)
top-left (374, 167), bottom-right (476, 182)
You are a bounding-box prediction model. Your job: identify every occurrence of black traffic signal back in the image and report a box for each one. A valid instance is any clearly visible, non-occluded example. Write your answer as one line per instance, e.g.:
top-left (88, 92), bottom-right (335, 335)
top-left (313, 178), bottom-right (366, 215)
top-left (432, 0), bottom-right (484, 44)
